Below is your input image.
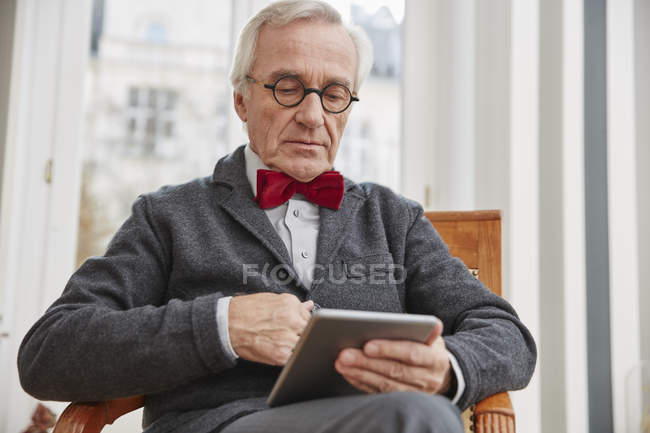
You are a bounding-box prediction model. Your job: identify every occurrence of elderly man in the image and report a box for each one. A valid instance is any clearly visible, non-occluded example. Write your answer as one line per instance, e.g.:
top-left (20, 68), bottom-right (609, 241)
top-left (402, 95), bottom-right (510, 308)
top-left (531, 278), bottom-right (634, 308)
top-left (18, 1), bottom-right (536, 432)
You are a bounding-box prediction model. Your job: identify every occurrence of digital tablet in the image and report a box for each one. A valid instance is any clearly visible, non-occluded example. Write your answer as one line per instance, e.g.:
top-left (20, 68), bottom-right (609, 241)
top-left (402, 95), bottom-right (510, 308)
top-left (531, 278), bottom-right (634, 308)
top-left (267, 308), bottom-right (439, 407)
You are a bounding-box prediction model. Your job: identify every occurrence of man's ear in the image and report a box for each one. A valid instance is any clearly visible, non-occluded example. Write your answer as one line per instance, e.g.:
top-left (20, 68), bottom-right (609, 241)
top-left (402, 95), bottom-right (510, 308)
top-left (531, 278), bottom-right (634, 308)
top-left (233, 91), bottom-right (247, 122)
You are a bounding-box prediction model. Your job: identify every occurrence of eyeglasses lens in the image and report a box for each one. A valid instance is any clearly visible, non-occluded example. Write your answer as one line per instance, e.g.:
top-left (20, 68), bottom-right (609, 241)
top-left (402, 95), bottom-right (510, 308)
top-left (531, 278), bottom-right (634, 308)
top-left (322, 84), bottom-right (350, 113)
top-left (274, 77), bottom-right (303, 106)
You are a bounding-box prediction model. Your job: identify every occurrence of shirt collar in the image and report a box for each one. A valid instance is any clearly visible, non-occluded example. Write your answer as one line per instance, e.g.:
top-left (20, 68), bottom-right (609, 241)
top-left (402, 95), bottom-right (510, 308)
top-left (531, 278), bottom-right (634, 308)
top-left (244, 144), bottom-right (272, 197)
top-left (244, 144), bottom-right (316, 205)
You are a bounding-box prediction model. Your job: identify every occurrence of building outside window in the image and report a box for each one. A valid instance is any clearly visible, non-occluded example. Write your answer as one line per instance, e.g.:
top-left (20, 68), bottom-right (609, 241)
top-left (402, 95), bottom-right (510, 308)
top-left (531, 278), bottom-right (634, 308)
top-left (125, 86), bottom-right (178, 156)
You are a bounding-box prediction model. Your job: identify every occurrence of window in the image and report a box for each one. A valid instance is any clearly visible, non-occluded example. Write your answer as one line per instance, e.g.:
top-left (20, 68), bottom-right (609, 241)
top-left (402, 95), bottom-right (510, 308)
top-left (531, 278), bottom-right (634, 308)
top-left (77, 0), bottom-right (232, 266)
top-left (77, 0), bottom-right (403, 266)
top-left (125, 87), bottom-right (178, 156)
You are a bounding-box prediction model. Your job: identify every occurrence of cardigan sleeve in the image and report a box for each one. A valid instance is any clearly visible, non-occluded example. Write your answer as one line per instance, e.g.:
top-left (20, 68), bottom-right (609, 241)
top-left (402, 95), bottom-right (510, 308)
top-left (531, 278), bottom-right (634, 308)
top-left (17, 195), bottom-right (237, 402)
top-left (402, 204), bottom-right (537, 410)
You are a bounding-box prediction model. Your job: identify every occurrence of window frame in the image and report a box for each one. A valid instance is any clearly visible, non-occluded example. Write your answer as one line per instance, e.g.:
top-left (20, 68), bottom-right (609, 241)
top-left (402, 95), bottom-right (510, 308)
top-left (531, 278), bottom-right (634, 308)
top-left (0, 0), bottom-right (93, 428)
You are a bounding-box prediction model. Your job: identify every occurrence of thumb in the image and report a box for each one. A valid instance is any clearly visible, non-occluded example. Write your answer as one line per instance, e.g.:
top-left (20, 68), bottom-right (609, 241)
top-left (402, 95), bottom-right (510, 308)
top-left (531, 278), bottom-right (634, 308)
top-left (302, 300), bottom-right (314, 311)
top-left (426, 320), bottom-right (444, 345)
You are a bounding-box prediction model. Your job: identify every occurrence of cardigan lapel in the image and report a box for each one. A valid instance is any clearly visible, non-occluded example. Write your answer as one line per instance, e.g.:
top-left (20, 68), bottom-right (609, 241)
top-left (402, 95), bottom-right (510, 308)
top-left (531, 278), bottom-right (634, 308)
top-left (220, 186), bottom-right (294, 266)
top-left (213, 146), bottom-right (293, 266)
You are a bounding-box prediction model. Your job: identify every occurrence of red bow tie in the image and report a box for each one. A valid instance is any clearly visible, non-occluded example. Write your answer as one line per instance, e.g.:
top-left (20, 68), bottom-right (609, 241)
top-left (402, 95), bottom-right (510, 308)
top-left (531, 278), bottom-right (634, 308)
top-left (255, 169), bottom-right (344, 210)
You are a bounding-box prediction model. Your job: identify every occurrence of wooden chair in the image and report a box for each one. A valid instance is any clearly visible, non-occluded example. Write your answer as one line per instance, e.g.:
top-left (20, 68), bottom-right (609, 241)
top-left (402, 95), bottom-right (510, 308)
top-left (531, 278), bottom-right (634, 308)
top-left (52, 210), bottom-right (515, 433)
top-left (425, 210), bottom-right (514, 433)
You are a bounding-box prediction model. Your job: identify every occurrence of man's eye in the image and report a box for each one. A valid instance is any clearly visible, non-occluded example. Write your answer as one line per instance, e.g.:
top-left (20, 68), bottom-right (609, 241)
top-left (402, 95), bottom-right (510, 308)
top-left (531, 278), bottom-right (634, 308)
top-left (324, 89), bottom-right (346, 100)
top-left (277, 87), bottom-right (300, 94)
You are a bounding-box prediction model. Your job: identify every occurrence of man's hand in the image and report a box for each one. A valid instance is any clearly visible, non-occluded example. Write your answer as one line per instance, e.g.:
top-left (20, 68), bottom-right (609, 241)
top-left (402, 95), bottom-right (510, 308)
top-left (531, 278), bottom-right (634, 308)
top-left (229, 293), bottom-right (313, 366)
top-left (334, 321), bottom-right (452, 395)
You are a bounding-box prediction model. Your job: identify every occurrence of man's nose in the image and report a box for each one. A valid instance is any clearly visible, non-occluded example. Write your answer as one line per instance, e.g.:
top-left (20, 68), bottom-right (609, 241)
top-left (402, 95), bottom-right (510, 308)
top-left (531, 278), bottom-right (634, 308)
top-left (294, 92), bottom-right (325, 128)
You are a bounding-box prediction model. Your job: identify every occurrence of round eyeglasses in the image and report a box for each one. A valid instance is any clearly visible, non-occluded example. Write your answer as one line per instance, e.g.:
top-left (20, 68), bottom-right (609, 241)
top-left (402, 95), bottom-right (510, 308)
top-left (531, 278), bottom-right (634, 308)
top-left (246, 75), bottom-right (359, 114)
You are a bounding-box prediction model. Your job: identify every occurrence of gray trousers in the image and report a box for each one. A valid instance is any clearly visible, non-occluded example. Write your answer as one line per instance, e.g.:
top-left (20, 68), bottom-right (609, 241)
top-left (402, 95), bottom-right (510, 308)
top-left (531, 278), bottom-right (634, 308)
top-left (219, 392), bottom-right (464, 433)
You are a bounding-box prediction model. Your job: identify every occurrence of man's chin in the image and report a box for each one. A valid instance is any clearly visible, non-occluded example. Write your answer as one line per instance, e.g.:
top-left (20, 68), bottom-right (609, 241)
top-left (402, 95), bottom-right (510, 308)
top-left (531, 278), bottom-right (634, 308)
top-left (282, 161), bottom-right (331, 182)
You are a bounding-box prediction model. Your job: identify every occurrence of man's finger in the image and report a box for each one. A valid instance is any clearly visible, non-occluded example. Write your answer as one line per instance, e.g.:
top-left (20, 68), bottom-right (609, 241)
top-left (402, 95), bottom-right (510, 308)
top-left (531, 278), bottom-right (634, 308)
top-left (335, 363), bottom-right (420, 393)
top-left (426, 321), bottom-right (444, 345)
top-left (339, 350), bottom-right (439, 390)
top-left (363, 340), bottom-right (437, 366)
top-left (298, 306), bottom-right (312, 323)
top-left (293, 300), bottom-right (313, 323)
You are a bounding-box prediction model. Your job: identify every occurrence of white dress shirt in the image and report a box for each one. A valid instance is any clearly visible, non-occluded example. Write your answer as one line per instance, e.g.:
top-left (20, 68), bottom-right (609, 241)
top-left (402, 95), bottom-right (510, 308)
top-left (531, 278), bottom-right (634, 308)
top-left (216, 144), bottom-right (465, 404)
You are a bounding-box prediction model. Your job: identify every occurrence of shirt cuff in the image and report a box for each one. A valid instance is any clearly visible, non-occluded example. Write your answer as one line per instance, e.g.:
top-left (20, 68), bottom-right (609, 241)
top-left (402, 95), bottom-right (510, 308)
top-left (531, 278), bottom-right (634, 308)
top-left (216, 296), bottom-right (239, 361)
top-left (446, 350), bottom-right (466, 405)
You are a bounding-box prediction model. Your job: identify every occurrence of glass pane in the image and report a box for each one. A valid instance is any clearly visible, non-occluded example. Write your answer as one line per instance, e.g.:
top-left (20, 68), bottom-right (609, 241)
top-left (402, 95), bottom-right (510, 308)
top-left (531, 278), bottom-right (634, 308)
top-left (77, 0), bottom-right (232, 266)
top-left (165, 90), bottom-right (177, 110)
top-left (147, 88), bottom-right (157, 109)
top-left (145, 116), bottom-right (156, 135)
top-left (127, 116), bottom-right (136, 134)
top-left (164, 120), bottom-right (175, 137)
top-left (128, 87), bottom-right (138, 106)
top-left (337, 1), bottom-right (403, 193)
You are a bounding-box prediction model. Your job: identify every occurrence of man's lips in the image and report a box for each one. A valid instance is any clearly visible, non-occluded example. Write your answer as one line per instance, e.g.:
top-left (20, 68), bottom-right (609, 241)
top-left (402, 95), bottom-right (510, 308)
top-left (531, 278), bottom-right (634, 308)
top-left (285, 140), bottom-right (327, 147)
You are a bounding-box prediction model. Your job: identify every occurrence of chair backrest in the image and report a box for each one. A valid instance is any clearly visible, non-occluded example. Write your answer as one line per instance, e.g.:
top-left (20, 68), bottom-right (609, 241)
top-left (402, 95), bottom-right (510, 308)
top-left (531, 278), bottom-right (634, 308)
top-left (426, 210), bottom-right (506, 433)
top-left (425, 210), bottom-right (502, 297)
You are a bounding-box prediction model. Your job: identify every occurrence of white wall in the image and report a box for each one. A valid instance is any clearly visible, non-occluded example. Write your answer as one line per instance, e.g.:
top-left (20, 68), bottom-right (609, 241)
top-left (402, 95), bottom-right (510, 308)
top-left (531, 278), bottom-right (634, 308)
top-left (474, 0), bottom-right (511, 298)
top-left (606, 1), bottom-right (642, 432)
top-left (538, 1), bottom-right (588, 433)
top-left (539, 1), bottom-right (567, 431)
top-left (508, 1), bottom-right (542, 431)
top-left (560, 1), bottom-right (588, 432)
top-left (402, 0), bottom-right (437, 207)
top-left (635, 0), bottom-right (650, 366)
top-left (433, 0), bottom-right (476, 210)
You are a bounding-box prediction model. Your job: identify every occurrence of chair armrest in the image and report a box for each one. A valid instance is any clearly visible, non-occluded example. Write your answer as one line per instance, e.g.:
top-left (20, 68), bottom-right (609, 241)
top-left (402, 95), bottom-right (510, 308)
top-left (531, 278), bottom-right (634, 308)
top-left (52, 395), bottom-right (144, 433)
top-left (53, 392), bottom-right (515, 433)
top-left (473, 392), bottom-right (515, 433)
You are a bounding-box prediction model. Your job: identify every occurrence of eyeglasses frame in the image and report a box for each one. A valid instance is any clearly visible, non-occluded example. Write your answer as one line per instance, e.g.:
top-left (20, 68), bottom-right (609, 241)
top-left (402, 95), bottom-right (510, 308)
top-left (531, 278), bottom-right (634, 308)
top-left (245, 75), bottom-right (359, 114)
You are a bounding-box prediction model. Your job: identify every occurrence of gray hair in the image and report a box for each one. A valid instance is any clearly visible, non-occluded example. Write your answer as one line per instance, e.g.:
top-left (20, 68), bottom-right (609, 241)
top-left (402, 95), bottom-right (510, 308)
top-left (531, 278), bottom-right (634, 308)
top-left (229, 0), bottom-right (373, 96)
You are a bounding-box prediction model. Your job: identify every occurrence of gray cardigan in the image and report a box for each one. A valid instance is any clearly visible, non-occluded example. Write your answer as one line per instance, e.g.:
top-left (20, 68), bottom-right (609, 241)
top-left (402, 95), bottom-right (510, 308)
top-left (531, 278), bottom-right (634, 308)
top-left (18, 145), bottom-right (536, 433)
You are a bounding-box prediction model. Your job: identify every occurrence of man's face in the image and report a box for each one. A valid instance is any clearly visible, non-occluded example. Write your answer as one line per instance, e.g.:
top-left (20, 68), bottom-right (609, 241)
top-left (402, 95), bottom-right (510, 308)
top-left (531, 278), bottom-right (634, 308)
top-left (234, 20), bottom-right (358, 182)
